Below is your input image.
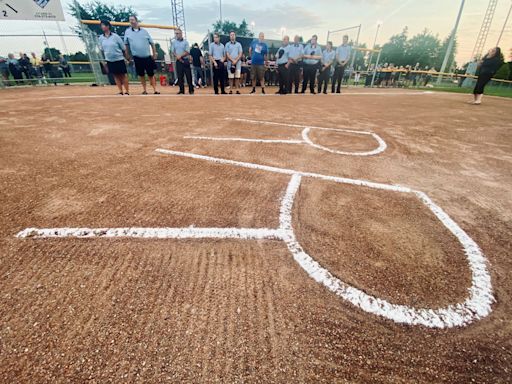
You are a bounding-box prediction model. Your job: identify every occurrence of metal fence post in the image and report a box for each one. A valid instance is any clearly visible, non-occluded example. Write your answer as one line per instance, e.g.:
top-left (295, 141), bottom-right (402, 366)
top-left (371, 50), bottom-right (381, 87)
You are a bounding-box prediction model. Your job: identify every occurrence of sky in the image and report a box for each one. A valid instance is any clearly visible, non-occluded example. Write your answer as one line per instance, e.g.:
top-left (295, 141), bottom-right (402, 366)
top-left (1, 0), bottom-right (511, 66)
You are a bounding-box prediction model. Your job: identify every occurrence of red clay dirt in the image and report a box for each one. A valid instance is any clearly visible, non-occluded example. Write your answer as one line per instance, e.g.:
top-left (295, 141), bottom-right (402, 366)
top-left (0, 85), bottom-right (511, 383)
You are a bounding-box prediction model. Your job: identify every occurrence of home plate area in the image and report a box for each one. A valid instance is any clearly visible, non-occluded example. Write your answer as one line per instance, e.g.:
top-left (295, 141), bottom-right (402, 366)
top-left (16, 118), bottom-right (493, 330)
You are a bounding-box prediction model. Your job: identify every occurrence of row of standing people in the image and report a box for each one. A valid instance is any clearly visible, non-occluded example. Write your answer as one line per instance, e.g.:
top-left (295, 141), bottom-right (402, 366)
top-left (207, 32), bottom-right (353, 95)
top-left (0, 52), bottom-right (71, 85)
top-left (98, 16), bottom-right (353, 96)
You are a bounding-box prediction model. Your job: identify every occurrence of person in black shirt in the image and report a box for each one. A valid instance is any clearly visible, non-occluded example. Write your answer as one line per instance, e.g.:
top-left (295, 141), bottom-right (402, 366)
top-left (471, 47), bottom-right (503, 105)
top-left (190, 43), bottom-right (204, 88)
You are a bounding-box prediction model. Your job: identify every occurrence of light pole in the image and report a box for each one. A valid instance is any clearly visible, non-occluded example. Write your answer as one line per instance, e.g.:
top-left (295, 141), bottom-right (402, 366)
top-left (219, 0), bottom-right (222, 24)
top-left (250, 21), bottom-right (255, 33)
top-left (368, 21), bottom-right (382, 67)
top-left (497, 1), bottom-right (512, 46)
top-left (437, 0), bottom-right (465, 84)
top-left (281, 27), bottom-right (286, 38)
top-left (373, 21), bottom-right (382, 49)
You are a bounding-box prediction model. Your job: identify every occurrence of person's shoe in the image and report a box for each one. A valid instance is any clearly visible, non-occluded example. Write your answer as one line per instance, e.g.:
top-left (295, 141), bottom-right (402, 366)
top-left (323, 91), bottom-right (327, 94)
top-left (177, 91), bottom-right (185, 95)
top-left (142, 91), bottom-right (148, 95)
top-left (229, 90), bottom-right (233, 94)
top-left (250, 88), bottom-right (256, 94)
top-left (221, 91), bottom-right (228, 95)
top-left (236, 90), bottom-right (241, 95)
top-left (275, 91), bottom-right (282, 94)
top-left (118, 92), bottom-right (124, 96)
top-left (154, 91), bottom-right (160, 95)
top-left (261, 89), bottom-right (265, 94)
top-left (124, 92), bottom-right (130, 95)
top-left (215, 91), bottom-right (219, 95)
top-left (190, 90), bottom-right (195, 95)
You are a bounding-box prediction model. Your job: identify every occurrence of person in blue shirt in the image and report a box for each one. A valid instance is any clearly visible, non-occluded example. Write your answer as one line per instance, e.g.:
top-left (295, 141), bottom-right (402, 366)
top-left (209, 32), bottom-right (227, 95)
top-left (301, 35), bottom-right (322, 94)
top-left (171, 28), bottom-right (194, 95)
top-left (318, 41), bottom-right (335, 94)
top-left (249, 32), bottom-right (268, 94)
top-left (333, 35), bottom-right (352, 93)
top-left (124, 15), bottom-right (160, 95)
top-left (276, 36), bottom-right (292, 95)
top-left (98, 20), bottom-right (129, 95)
top-left (288, 35), bottom-right (304, 94)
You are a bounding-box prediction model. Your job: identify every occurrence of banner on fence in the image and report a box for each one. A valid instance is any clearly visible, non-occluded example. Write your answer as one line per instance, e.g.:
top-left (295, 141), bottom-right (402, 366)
top-left (1, 0), bottom-right (65, 21)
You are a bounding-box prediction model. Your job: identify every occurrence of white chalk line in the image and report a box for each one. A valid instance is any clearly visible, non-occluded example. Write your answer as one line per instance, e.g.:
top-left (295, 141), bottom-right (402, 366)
top-left (155, 149), bottom-right (408, 193)
top-left (0, 91), bottom-right (436, 103)
top-left (184, 136), bottom-right (304, 144)
top-left (17, 157), bottom-right (494, 328)
top-left (16, 227), bottom-right (285, 240)
top-left (154, 150), bottom-right (493, 328)
top-left (185, 118), bottom-right (387, 157)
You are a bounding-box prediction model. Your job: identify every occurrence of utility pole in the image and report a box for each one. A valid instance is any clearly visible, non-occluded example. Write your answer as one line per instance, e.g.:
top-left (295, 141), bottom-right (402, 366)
top-left (437, 0), bottom-right (465, 84)
top-left (497, 1), bottom-right (512, 46)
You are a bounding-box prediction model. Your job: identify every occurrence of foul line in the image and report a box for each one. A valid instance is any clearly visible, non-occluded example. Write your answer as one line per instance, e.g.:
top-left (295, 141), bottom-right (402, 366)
top-left (0, 91), bottom-right (436, 103)
top-left (155, 148), bottom-right (408, 192)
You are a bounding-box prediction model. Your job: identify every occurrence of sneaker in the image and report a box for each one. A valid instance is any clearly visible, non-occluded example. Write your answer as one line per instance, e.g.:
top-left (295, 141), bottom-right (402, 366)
top-left (250, 88), bottom-right (256, 94)
top-left (154, 91), bottom-right (160, 95)
top-left (142, 91), bottom-right (148, 95)
top-left (261, 89), bottom-right (265, 94)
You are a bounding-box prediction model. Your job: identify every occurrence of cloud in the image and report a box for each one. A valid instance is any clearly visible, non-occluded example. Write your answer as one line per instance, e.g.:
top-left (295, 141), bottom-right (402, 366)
top-left (136, 1), bottom-right (323, 37)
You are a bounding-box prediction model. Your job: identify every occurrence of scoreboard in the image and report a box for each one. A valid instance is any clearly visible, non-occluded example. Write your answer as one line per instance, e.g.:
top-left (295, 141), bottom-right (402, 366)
top-left (0, 0), bottom-right (65, 21)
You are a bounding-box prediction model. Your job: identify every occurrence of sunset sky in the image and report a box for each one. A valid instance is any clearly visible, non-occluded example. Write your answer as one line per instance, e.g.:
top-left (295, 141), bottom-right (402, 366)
top-left (1, 0), bottom-right (511, 65)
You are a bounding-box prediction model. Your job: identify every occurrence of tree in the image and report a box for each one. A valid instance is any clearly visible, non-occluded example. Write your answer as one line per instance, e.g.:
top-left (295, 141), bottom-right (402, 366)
top-left (211, 19), bottom-right (254, 37)
top-left (406, 29), bottom-right (441, 69)
top-left (44, 47), bottom-right (61, 60)
top-left (69, 51), bottom-right (89, 61)
top-left (494, 63), bottom-right (510, 80)
top-left (380, 27), bottom-right (409, 66)
top-left (69, 0), bottom-right (137, 37)
top-left (436, 33), bottom-right (457, 72)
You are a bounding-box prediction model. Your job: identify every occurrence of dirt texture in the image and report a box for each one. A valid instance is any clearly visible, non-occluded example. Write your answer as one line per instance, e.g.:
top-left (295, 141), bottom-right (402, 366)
top-left (0, 85), bottom-right (511, 383)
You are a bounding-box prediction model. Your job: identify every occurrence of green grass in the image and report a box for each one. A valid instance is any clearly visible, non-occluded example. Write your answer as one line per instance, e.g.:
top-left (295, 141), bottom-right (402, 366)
top-left (422, 85), bottom-right (512, 99)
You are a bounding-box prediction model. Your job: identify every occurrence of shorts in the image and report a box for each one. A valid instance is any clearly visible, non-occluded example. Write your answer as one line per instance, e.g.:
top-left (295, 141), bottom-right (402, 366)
top-left (226, 60), bottom-right (241, 79)
top-left (107, 60), bottom-right (127, 75)
top-left (251, 64), bottom-right (266, 81)
top-left (133, 56), bottom-right (156, 77)
top-left (228, 69), bottom-right (241, 79)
